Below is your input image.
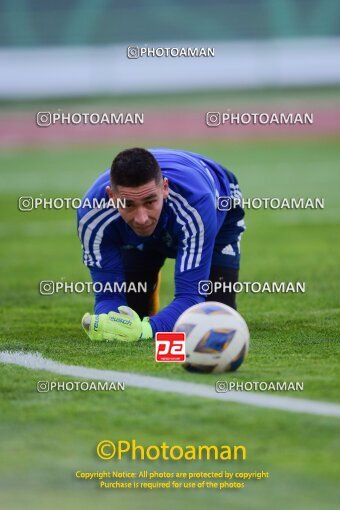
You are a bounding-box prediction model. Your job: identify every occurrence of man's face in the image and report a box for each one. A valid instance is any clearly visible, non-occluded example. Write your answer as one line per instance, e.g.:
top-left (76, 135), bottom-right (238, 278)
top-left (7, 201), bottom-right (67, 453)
top-left (107, 178), bottom-right (169, 237)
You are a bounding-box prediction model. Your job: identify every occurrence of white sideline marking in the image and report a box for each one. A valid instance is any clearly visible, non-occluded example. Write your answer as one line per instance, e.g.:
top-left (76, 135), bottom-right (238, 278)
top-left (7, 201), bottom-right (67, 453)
top-left (1, 351), bottom-right (340, 418)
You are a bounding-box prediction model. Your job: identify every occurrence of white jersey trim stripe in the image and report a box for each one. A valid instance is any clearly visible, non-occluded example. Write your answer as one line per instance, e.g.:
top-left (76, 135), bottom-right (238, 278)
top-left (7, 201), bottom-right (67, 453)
top-left (82, 208), bottom-right (118, 267)
top-left (92, 212), bottom-right (120, 268)
top-left (168, 201), bottom-right (190, 272)
top-left (169, 189), bottom-right (205, 268)
top-left (78, 206), bottom-right (109, 240)
top-left (168, 194), bottom-right (197, 270)
top-left (78, 208), bottom-right (108, 266)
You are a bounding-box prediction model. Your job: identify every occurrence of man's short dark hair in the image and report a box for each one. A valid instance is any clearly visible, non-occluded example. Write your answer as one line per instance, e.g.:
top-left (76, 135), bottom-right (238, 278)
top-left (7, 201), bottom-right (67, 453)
top-left (110, 148), bottom-right (162, 188)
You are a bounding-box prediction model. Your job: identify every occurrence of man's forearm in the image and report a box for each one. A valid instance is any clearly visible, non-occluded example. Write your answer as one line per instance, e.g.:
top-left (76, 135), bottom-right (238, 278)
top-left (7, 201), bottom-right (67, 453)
top-left (149, 294), bottom-right (205, 334)
top-left (94, 294), bottom-right (127, 314)
top-left (90, 267), bottom-right (127, 313)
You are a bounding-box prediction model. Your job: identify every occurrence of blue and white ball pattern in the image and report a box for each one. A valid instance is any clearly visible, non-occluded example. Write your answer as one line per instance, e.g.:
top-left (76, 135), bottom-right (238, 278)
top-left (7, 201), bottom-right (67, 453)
top-left (173, 302), bottom-right (250, 373)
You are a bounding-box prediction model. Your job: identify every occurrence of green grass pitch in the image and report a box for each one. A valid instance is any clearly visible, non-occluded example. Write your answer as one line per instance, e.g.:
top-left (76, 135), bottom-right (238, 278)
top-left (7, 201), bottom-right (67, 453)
top-left (0, 136), bottom-right (339, 510)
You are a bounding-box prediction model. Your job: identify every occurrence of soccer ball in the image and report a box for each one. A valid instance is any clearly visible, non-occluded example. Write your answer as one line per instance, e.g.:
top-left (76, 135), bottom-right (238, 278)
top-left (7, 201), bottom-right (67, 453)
top-left (173, 302), bottom-right (250, 373)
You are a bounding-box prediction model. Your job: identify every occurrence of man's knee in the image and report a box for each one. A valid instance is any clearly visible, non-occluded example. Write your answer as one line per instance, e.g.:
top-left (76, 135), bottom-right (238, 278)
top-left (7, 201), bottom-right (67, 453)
top-left (125, 270), bottom-right (161, 317)
top-left (207, 265), bottom-right (239, 310)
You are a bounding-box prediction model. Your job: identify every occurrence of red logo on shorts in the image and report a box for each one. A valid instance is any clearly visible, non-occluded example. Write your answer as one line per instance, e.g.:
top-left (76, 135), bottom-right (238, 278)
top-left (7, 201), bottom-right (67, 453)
top-left (155, 332), bottom-right (186, 362)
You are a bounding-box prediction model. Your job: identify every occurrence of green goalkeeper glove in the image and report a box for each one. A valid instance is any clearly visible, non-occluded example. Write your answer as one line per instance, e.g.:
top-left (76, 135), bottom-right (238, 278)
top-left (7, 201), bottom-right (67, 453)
top-left (82, 306), bottom-right (153, 342)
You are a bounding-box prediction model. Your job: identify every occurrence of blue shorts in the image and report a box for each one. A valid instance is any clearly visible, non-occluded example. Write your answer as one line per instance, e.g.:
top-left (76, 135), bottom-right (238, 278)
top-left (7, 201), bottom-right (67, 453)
top-left (211, 167), bottom-right (245, 270)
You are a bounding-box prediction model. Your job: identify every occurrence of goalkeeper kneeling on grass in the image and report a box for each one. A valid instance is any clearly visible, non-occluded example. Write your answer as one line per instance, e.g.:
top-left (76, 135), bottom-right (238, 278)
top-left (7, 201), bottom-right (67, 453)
top-left (78, 147), bottom-right (245, 342)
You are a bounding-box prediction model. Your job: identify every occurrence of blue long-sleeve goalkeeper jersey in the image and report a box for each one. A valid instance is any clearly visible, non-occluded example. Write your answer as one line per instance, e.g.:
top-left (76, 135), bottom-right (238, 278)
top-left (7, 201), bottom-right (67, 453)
top-left (77, 148), bottom-right (231, 334)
